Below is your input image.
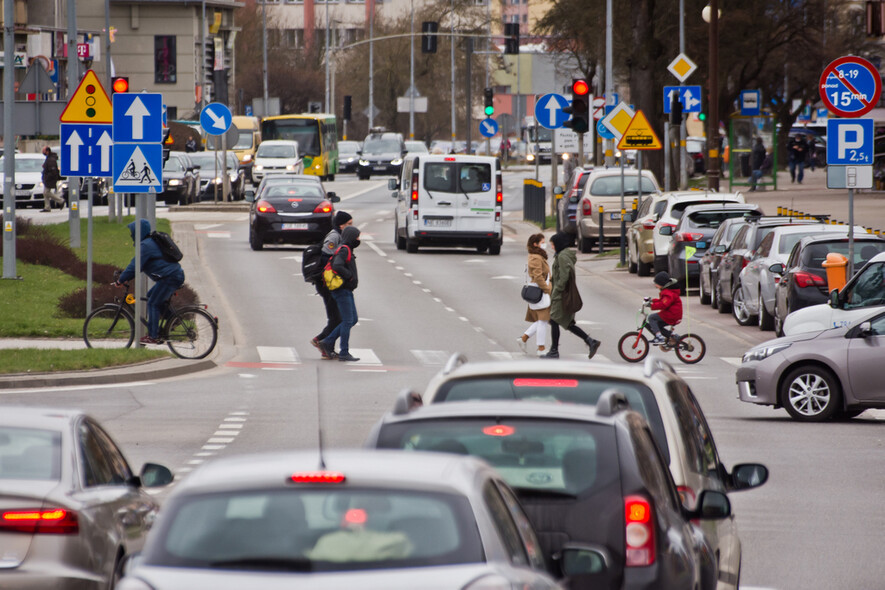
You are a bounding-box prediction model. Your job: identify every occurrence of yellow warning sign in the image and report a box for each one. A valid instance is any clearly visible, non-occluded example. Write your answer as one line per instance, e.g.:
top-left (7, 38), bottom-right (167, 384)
top-left (59, 70), bottom-right (113, 124)
top-left (617, 110), bottom-right (662, 150)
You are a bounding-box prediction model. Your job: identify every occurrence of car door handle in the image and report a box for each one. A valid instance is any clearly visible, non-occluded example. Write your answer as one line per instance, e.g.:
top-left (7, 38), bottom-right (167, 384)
top-left (439, 201), bottom-right (452, 206)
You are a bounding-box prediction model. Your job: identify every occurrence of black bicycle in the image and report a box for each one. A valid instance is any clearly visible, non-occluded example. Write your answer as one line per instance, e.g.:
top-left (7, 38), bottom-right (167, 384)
top-left (617, 299), bottom-right (706, 364)
top-left (83, 272), bottom-right (218, 359)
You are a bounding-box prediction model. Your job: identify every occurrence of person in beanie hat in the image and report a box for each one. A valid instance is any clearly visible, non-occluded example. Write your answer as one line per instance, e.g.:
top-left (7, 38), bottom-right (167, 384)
top-left (646, 271), bottom-right (683, 345)
top-left (311, 211), bottom-right (354, 358)
top-left (545, 232), bottom-right (601, 359)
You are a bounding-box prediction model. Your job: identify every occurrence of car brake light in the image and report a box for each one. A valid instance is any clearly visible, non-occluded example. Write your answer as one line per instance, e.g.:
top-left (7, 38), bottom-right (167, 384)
top-left (256, 200), bottom-right (276, 213)
top-left (513, 378), bottom-right (578, 388)
top-left (411, 172), bottom-right (419, 206)
top-left (625, 495), bottom-right (655, 566)
top-left (675, 232), bottom-right (705, 243)
top-left (444, 157), bottom-right (456, 161)
top-left (496, 172), bottom-right (503, 205)
top-left (741, 256), bottom-right (750, 269)
top-left (642, 219), bottom-right (657, 230)
top-left (313, 200), bottom-right (333, 214)
top-left (482, 425), bottom-right (515, 437)
top-left (793, 270), bottom-right (826, 288)
top-left (581, 198), bottom-right (592, 216)
top-left (0, 508), bottom-right (79, 534)
top-left (290, 471), bottom-right (346, 484)
top-left (660, 222), bottom-right (676, 233)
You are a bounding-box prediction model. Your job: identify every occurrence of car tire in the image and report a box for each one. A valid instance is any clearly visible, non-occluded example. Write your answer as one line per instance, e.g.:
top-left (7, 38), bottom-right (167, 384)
top-left (395, 223), bottom-right (406, 250)
top-left (731, 283), bottom-right (757, 325)
top-left (758, 292), bottom-right (775, 331)
top-left (628, 256), bottom-right (638, 273)
top-left (779, 365), bottom-right (842, 422)
top-left (699, 272), bottom-right (711, 305)
top-left (406, 238), bottom-right (419, 253)
top-left (489, 241), bottom-right (502, 255)
top-left (637, 258), bottom-right (652, 277)
top-left (577, 232), bottom-right (592, 254)
top-left (715, 281), bottom-right (731, 313)
top-left (653, 255), bottom-right (668, 274)
top-left (249, 228), bottom-right (264, 251)
top-left (774, 307), bottom-right (785, 337)
top-left (358, 173), bottom-right (369, 181)
top-left (328, 174), bottom-right (335, 181)
top-left (476, 244), bottom-right (489, 253)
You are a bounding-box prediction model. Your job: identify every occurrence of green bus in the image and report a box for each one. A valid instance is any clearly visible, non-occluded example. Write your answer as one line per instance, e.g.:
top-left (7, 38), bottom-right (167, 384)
top-left (260, 114), bottom-right (339, 181)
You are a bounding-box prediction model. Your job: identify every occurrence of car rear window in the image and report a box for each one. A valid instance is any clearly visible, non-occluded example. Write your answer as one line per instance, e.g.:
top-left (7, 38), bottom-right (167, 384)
top-left (430, 376), bottom-right (669, 464)
top-left (670, 199), bottom-right (737, 219)
top-left (685, 210), bottom-right (759, 229)
top-left (0, 427), bottom-right (61, 481)
top-left (778, 231), bottom-right (834, 255)
top-left (149, 488), bottom-right (482, 572)
top-left (802, 241), bottom-right (885, 269)
top-left (266, 185), bottom-right (324, 199)
top-left (377, 419), bottom-right (619, 497)
top-left (424, 163), bottom-right (492, 193)
top-left (589, 176), bottom-right (657, 196)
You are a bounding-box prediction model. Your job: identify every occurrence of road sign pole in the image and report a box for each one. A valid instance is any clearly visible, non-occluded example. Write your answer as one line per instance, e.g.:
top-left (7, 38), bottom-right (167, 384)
top-left (849, 188), bottom-right (855, 277)
top-left (664, 124), bottom-right (670, 191)
top-left (551, 131), bottom-right (558, 210)
top-left (619, 155), bottom-right (625, 266)
top-left (134, 198), bottom-right (145, 347)
top-left (578, 132), bottom-right (584, 173)
top-left (223, 132), bottom-right (230, 202)
top-left (86, 179), bottom-right (94, 316)
top-left (69, 178), bottom-right (81, 248)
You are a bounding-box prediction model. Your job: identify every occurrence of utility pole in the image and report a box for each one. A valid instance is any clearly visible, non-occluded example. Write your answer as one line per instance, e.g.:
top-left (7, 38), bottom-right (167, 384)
top-left (369, 6), bottom-right (375, 128)
top-left (67, 0), bottom-right (81, 248)
top-left (706, 0), bottom-right (720, 191)
top-left (325, 0), bottom-right (330, 113)
top-left (451, 0), bottom-right (456, 146)
top-left (262, 0), bottom-right (269, 111)
top-left (409, 0), bottom-right (415, 138)
top-left (2, 0), bottom-right (16, 278)
top-left (604, 0), bottom-right (613, 166)
top-left (679, 0), bottom-right (687, 189)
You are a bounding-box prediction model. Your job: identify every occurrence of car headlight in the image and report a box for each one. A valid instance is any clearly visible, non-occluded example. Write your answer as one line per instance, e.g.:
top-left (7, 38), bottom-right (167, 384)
top-left (168, 179), bottom-right (181, 186)
top-left (742, 342), bottom-right (791, 363)
top-left (527, 154), bottom-right (535, 162)
top-left (287, 164), bottom-right (298, 171)
top-left (242, 154), bottom-right (253, 163)
top-left (213, 177), bottom-right (222, 184)
top-left (391, 158), bottom-right (403, 166)
top-left (229, 173), bottom-right (238, 182)
top-left (254, 165), bottom-right (264, 171)
top-left (359, 159), bottom-right (369, 166)
top-left (562, 153), bottom-right (570, 160)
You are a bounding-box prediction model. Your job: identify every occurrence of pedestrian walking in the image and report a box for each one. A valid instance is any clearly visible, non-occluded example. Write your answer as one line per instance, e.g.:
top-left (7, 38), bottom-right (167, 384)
top-left (807, 136), bottom-right (817, 172)
top-left (788, 133), bottom-right (808, 183)
top-left (41, 146), bottom-right (65, 211)
top-left (311, 211), bottom-right (353, 359)
top-left (185, 136), bottom-right (198, 152)
top-left (544, 232), bottom-right (601, 359)
top-left (517, 233), bottom-right (551, 357)
top-left (748, 137), bottom-right (766, 192)
top-left (317, 225), bottom-right (362, 362)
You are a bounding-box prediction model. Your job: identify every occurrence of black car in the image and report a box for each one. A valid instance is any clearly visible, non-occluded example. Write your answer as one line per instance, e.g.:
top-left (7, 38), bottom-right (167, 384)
top-left (772, 234), bottom-right (885, 335)
top-left (357, 131), bottom-right (405, 179)
top-left (368, 396), bottom-right (744, 590)
top-left (189, 152), bottom-right (246, 201)
top-left (161, 152), bottom-right (198, 206)
top-left (249, 181), bottom-right (340, 250)
top-left (338, 140), bottom-right (361, 173)
top-left (698, 216), bottom-right (750, 306)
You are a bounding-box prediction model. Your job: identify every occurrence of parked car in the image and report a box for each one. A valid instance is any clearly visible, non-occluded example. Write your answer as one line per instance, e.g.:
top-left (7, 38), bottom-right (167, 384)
top-left (404, 140), bottom-right (429, 155)
top-left (627, 193), bottom-right (668, 276)
top-left (0, 153), bottom-right (53, 209)
top-left (248, 180), bottom-right (339, 250)
top-left (368, 395), bottom-right (742, 590)
top-left (772, 235), bottom-right (885, 335)
top-left (652, 191), bottom-right (746, 274)
top-left (358, 131), bottom-right (405, 179)
top-left (429, 140), bottom-right (452, 154)
top-left (252, 140), bottom-right (303, 184)
top-left (715, 217), bottom-right (820, 314)
top-left (698, 216), bottom-right (752, 305)
top-left (161, 152), bottom-right (198, 206)
top-left (737, 307), bottom-right (885, 421)
top-left (0, 407), bottom-right (173, 589)
top-left (783, 251), bottom-right (885, 336)
top-left (118, 450), bottom-right (571, 590)
top-left (555, 167), bottom-right (592, 237)
top-left (188, 152), bottom-right (246, 201)
top-left (685, 137), bottom-right (706, 176)
top-left (337, 140), bottom-right (361, 173)
top-left (731, 224), bottom-right (866, 329)
top-left (660, 203), bottom-right (764, 288)
top-left (408, 354), bottom-right (768, 590)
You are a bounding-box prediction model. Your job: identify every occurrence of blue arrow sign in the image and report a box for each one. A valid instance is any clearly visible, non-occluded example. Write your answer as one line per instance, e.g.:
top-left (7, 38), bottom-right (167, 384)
top-left (535, 93), bottom-right (571, 130)
top-left (827, 118), bottom-right (874, 165)
top-left (113, 143), bottom-right (163, 193)
top-left (663, 86), bottom-right (702, 114)
top-left (60, 123), bottom-right (113, 177)
top-left (597, 120), bottom-right (615, 140)
top-left (479, 118), bottom-right (498, 138)
top-left (113, 93), bottom-right (163, 143)
top-left (201, 102), bottom-right (233, 136)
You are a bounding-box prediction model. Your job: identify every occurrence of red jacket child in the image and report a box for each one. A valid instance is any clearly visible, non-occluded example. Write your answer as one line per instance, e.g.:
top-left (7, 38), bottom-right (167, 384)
top-left (650, 272), bottom-right (683, 326)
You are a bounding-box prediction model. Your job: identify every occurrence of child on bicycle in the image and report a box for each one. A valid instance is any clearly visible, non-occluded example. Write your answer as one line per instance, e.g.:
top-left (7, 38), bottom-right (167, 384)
top-left (645, 271), bottom-right (682, 345)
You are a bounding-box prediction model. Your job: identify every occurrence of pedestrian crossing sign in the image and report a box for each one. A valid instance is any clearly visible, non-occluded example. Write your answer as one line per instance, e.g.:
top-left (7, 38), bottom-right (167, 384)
top-left (617, 110), bottom-right (662, 150)
top-left (113, 143), bottom-right (163, 193)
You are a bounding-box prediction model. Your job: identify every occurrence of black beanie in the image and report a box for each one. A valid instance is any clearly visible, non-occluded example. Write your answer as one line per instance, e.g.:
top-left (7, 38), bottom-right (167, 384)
top-left (333, 211), bottom-right (352, 228)
top-left (550, 232), bottom-right (571, 253)
top-left (654, 271), bottom-right (670, 287)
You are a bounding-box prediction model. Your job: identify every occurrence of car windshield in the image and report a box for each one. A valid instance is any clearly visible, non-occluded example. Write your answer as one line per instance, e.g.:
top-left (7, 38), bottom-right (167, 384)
top-left (339, 142), bottom-right (360, 155)
top-left (670, 199), bottom-right (736, 219)
top-left (266, 184), bottom-right (324, 199)
top-left (424, 163), bottom-right (492, 194)
top-left (0, 157), bottom-right (44, 173)
top-left (147, 487), bottom-right (482, 572)
top-left (432, 376), bottom-right (668, 464)
top-left (405, 141), bottom-right (428, 153)
top-left (257, 144), bottom-right (297, 158)
top-left (589, 175), bottom-right (657, 196)
top-left (363, 140), bottom-right (400, 154)
top-left (845, 262), bottom-right (885, 309)
top-left (188, 154), bottom-right (219, 169)
top-left (232, 135), bottom-right (253, 150)
top-left (378, 419), bottom-right (618, 496)
top-left (164, 158), bottom-right (185, 172)
top-left (0, 427), bottom-right (61, 481)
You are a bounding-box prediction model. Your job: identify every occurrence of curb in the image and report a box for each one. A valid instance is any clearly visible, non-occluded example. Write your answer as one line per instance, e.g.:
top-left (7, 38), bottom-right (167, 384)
top-left (0, 358), bottom-right (217, 390)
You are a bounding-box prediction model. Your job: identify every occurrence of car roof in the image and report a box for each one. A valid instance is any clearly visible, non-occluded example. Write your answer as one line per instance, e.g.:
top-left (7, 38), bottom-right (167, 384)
top-left (409, 154), bottom-right (497, 164)
top-left (384, 397), bottom-right (623, 427)
top-left (770, 223), bottom-right (863, 236)
top-left (0, 406), bottom-right (83, 429)
top-left (260, 140), bottom-right (299, 145)
top-left (663, 190), bottom-right (743, 201)
top-left (797, 233), bottom-right (885, 245)
top-left (430, 357), bottom-right (673, 383)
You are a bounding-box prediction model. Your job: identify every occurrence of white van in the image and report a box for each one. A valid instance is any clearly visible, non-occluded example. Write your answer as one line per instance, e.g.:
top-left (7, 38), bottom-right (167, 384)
top-left (389, 154), bottom-right (503, 254)
top-left (252, 140), bottom-right (302, 183)
top-left (784, 251), bottom-right (885, 335)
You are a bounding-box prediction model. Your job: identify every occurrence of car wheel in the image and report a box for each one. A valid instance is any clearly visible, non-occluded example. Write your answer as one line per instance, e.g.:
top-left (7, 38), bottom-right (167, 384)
top-left (406, 238), bottom-right (419, 253)
top-left (577, 232), bottom-right (592, 254)
top-left (328, 174), bottom-right (335, 181)
top-left (488, 241), bottom-right (502, 255)
top-left (699, 272), bottom-right (711, 305)
top-left (249, 227), bottom-right (264, 251)
top-left (653, 255), bottom-right (668, 274)
top-left (628, 255), bottom-right (638, 274)
top-left (395, 222), bottom-right (406, 250)
top-left (358, 174), bottom-right (368, 180)
top-left (758, 291), bottom-right (775, 331)
top-left (476, 244), bottom-right (489, 253)
top-left (774, 307), bottom-right (785, 337)
top-left (637, 257), bottom-right (652, 277)
top-left (779, 365), bottom-right (842, 422)
top-left (715, 281), bottom-right (731, 313)
top-left (731, 284), bottom-right (756, 326)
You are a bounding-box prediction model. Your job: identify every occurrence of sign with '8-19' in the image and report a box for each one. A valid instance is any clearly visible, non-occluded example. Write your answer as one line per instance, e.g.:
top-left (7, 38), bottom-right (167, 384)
top-left (819, 56), bottom-right (882, 118)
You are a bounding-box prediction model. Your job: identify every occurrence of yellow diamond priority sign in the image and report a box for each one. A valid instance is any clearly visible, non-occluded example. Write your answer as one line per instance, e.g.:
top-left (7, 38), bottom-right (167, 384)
top-left (667, 53), bottom-right (698, 83)
top-left (59, 70), bottom-right (113, 124)
top-left (617, 110), bottom-right (662, 151)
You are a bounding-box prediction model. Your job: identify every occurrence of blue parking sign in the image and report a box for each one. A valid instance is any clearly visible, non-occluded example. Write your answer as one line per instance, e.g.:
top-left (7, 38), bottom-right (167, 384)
top-left (827, 118), bottom-right (874, 165)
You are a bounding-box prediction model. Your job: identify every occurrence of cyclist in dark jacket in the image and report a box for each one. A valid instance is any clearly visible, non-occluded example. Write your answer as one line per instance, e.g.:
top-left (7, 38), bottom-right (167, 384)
top-left (115, 219), bottom-right (185, 345)
top-left (317, 225), bottom-right (361, 362)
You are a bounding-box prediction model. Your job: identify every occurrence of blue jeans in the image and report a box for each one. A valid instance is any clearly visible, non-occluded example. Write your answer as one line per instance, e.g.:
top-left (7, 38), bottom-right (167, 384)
top-left (647, 313), bottom-right (672, 338)
top-left (789, 160), bottom-right (805, 183)
top-left (147, 270), bottom-right (185, 339)
top-left (323, 289), bottom-right (357, 355)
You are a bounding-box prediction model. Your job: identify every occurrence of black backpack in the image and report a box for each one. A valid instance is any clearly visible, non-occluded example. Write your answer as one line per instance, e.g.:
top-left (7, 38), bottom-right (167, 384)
top-left (301, 242), bottom-right (328, 283)
top-left (150, 231), bottom-right (183, 263)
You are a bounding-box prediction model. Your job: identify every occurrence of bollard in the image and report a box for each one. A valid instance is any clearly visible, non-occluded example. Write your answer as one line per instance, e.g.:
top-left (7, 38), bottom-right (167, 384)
top-left (598, 206), bottom-right (605, 254)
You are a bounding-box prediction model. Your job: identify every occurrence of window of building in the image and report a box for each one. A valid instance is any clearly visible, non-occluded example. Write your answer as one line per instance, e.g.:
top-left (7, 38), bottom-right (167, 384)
top-left (154, 36), bottom-right (176, 84)
top-left (522, 14), bottom-right (528, 23)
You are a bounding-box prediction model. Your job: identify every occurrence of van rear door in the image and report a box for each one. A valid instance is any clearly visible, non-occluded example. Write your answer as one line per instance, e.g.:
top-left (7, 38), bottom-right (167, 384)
top-left (419, 158), bottom-right (459, 232)
top-left (454, 158), bottom-right (496, 233)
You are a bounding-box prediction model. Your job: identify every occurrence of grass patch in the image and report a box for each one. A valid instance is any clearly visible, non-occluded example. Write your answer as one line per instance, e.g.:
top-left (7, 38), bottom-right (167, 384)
top-left (0, 347), bottom-right (170, 375)
top-left (43, 216), bottom-right (172, 268)
top-left (595, 248), bottom-right (622, 258)
top-left (526, 215), bottom-right (558, 230)
top-left (0, 263), bottom-right (87, 337)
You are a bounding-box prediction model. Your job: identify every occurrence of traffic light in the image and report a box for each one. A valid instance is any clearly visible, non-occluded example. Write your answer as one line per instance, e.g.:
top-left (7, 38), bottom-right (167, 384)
top-left (669, 91), bottom-right (683, 126)
top-left (343, 95), bottom-right (352, 121)
top-left (162, 127), bottom-right (172, 164)
top-left (504, 23), bottom-right (520, 55)
top-left (562, 78), bottom-right (590, 133)
top-left (111, 76), bottom-right (129, 93)
top-left (422, 21), bottom-right (439, 53)
top-left (698, 111), bottom-right (707, 122)
top-left (484, 87), bottom-right (494, 117)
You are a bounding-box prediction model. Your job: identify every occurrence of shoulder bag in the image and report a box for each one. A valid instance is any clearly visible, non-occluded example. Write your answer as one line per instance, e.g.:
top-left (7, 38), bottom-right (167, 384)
top-left (562, 268), bottom-right (583, 314)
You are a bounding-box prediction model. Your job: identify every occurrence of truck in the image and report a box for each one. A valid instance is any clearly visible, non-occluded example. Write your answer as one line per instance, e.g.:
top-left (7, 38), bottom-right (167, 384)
top-left (522, 116), bottom-right (553, 164)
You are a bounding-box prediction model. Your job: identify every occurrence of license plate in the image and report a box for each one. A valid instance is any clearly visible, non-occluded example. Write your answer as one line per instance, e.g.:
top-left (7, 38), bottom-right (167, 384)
top-left (281, 223), bottom-right (309, 230)
top-left (424, 219), bottom-right (452, 227)
top-left (374, 166), bottom-right (387, 171)
top-left (15, 190), bottom-right (31, 197)
top-left (696, 241), bottom-right (707, 249)
top-left (609, 212), bottom-right (621, 221)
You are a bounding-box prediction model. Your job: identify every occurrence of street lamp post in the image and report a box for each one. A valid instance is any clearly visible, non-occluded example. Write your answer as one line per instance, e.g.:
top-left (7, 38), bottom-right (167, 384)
top-left (704, 1), bottom-right (720, 191)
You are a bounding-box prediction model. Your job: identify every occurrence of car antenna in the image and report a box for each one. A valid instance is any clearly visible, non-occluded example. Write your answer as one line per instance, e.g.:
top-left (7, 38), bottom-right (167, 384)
top-left (315, 366), bottom-right (326, 469)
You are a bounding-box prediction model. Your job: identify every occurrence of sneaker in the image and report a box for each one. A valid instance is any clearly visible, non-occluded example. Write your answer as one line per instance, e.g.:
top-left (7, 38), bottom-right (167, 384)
top-left (338, 353), bottom-right (360, 362)
top-left (536, 349), bottom-right (547, 357)
top-left (517, 337), bottom-right (528, 354)
top-left (317, 340), bottom-right (335, 360)
top-left (139, 336), bottom-right (162, 345)
top-left (310, 337), bottom-right (321, 349)
top-left (543, 349), bottom-right (559, 359)
top-left (587, 339), bottom-right (601, 359)
top-left (649, 335), bottom-right (667, 345)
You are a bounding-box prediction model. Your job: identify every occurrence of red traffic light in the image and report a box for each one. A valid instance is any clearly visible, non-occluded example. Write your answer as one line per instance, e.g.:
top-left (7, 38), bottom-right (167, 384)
top-left (572, 79), bottom-right (590, 96)
top-left (112, 77), bottom-right (129, 93)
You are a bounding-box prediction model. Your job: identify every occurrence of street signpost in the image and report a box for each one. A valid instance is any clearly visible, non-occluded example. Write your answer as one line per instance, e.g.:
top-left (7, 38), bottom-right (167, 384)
top-left (663, 86), bottom-right (702, 113)
top-left (667, 53), bottom-right (698, 83)
top-left (827, 118), bottom-right (874, 166)
top-left (535, 93), bottom-right (570, 130)
top-left (479, 118), bottom-right (498, 138)
top-left (113, 93), bottom-right (163, 193)
top-left (200, 102), bottom-right (234, 201)
top-left (600, 102), bottom-right (635, 139)
top-left (60, 123), bottom-right (113, 177)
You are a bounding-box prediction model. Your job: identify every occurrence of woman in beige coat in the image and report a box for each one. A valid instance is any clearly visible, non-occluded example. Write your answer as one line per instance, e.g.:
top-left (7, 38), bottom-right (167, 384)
top-left (518, 233), bottom-right (552, 356)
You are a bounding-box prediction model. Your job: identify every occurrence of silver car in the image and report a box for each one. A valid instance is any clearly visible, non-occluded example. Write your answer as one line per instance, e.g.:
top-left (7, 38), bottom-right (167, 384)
top-left (0, 407), bottom-right (173, 589)
top-left (119, 450), bottom-right (581, 590)
top-left (736, 308), bottom-right (885, 421)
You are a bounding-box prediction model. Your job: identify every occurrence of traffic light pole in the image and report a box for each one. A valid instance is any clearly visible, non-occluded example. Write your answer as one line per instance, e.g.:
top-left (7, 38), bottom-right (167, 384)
top-left (67, 0), bottom-right (81, 248)
top-left (2, 0), bottom-right (16, 279)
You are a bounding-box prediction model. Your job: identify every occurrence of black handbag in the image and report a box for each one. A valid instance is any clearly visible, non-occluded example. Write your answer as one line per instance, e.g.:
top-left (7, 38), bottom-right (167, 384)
top-left (521, 284), bottom-right (544, 304)
top-left (562, 269), bottom-right (583, 314)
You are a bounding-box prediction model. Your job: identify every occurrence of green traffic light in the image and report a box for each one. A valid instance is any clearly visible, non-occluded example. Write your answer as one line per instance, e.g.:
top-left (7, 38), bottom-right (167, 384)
top-left (484, 106), bottom-right (494, 116)
top-left (698, 112), bottom-right (707, 121)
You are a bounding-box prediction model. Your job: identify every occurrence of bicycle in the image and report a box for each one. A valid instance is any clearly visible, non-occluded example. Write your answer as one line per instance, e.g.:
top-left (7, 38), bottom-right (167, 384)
top-left (83, 272), bottom-right (219, 360)
top-left (617, 299), bottom-right (706, 364)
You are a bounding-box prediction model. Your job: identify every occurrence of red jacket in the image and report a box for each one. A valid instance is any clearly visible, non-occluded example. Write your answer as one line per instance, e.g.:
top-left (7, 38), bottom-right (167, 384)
top-left (651, 288), bottom-right (683, 325)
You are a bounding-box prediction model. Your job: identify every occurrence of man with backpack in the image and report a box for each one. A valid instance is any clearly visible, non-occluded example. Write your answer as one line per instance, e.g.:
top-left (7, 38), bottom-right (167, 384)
top-left (317, 225), bottom-right (361, 362)
top-left (307, 211), bottom-right (353, 359)
top-left (114, 219), bottom-right (185, 345)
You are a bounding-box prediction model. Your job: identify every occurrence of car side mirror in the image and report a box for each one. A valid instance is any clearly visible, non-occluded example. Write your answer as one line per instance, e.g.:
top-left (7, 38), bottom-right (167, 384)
top-left (658, 226), bottom-right (673, 236)
top-left (553, 186), bottom-right (564, 195)
top-left (828, 289), bottom-right (842, 309)
top-left (769, 263), bottom-right (785, 275)
top-left (713, 244), bottom-right (726, 254)
top-left (139, 463), bottom-right (174, 488)
top-left (685, 490), bottom-right (731, 520)
top-left (557, 544), bottom-right (611, 582)
top-left (327, 192), bottom-right (340, 203)
top-left (388, 178), bottom-right (399, 191)
top-left (729, 463), bottom-right (769, 491)
top-left (857, 321), bottom-right (874, 338)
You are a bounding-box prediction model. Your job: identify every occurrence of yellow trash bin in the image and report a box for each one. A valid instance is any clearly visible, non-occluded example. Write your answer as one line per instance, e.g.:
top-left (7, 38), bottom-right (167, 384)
top-left (821, 253), bottom-right (849, 292)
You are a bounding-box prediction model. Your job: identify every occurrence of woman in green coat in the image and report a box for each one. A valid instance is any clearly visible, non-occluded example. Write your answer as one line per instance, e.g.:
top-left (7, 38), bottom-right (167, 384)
top-left (546, 232), bottom-right (601, 359)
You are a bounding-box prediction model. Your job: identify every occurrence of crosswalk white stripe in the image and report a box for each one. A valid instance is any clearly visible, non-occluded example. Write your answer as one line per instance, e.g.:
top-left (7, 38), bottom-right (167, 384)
top-left (721, 357), bottom-right (743, 367)
top-left (411, 350), bottom-right (450, 365)
top-left (194, 223), bottom-right (223, 230)
top-left (207, 232), bottom-right (231, 239)
top-left (256, 346), bottom-right (300, 364)
top-left (347, 348), bottom-right (383, 366)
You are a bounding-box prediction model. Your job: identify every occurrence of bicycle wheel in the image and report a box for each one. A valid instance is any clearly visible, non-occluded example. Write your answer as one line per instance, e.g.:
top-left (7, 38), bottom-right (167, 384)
top-left (165, 307), bottom-right (218, 359)
top-left (675, 333), bottom-right (706, 364)
top-left (83, 305), bottom-right (135, 349)
top-left (617, 331), bottom-right (649, 363)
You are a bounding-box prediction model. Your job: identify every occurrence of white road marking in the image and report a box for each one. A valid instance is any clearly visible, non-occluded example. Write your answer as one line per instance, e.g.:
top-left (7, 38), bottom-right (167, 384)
top-left (207, 231), bottom-right (231, 239)
top-left (367, 242), bottom-right (387, 257)
top-left (413, 280), bottom-right (422, 285)
top-left (224, 417), bottom-right (247, 422)
top-left (463, 259), bottom-right (486, 264)
top-left (411, 350), bottom-right (450, 365)
top-left (213, 431), bottom-right (239, 437)
top-left (0, 381), bottom-right (154, 395)
top-left (721, 357), bottom-right (743, 367)
top-left (207, 437), bottom-right (236, 444)
top-left (257, 346), bottom-right (300, 364)
top-left (280, 255), bottom-right (302, 261)
top-left (347, 348), bottom-right (383, 366)
top-left (489, 351), bottom-right (523, 361)
top-left (445, 307), bottom-right (455, 312)
top-left (217, 423), bottom-right (243, 429)
top-left (194, 223), bottom-right (223, 230)
top-left (459, 316), bottom-right (469, 322)
top-left (238, 373), bottom-right (257, 378)
top-left (491, 275), bottom-right (519, 279)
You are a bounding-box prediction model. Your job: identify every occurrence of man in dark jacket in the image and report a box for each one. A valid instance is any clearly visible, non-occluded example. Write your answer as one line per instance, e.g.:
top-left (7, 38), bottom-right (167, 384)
top-left (317, 225), bottom-right (361, 362)
top-left (311, 210), bottom-right (353, 359)
top-left (749, 137), bottom-right (766, 191)
top-left (41, 146), bottom-right (65, 211)
top-left (114, 219), bottom-right (186, 344)
top-left (788, 134), bottom-right (808, 184)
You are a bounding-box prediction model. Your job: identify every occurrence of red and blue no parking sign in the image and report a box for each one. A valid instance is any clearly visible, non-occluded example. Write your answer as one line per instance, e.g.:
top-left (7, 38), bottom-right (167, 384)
top-left (819, 56), bottom-right (882, 118)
